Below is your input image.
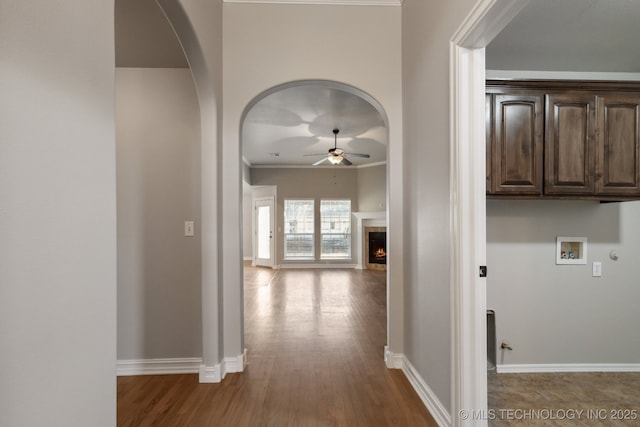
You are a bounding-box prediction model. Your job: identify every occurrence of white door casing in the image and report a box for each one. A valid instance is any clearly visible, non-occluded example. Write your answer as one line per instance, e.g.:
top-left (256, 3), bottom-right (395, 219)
top-left (449, 1), bottom-right (529, 426)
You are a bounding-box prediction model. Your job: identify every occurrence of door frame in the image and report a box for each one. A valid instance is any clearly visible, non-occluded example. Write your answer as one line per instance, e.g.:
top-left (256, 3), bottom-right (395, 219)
top-left (253, 196), bottom-right (275, 268)
top-left (449, 0), bottom-right (529, 425)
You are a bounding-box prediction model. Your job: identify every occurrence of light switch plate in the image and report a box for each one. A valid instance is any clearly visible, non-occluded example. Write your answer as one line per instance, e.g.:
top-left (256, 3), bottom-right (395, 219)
top-left (184, 221), bottom-right (194, 237)
top-left (592, 261), bottom-right (602, 277)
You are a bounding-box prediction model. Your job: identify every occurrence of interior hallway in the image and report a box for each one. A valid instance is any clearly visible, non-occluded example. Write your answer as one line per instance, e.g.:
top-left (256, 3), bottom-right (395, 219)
top-left (117, 265), bottom-right (437, 426)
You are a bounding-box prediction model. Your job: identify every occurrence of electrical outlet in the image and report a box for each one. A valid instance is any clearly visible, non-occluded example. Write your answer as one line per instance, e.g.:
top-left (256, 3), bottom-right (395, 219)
top-left (184, 221), bottom-right (194, 237)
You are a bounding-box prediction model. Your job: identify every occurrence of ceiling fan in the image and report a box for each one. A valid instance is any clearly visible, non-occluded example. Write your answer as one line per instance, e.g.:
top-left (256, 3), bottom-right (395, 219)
top-left (305, 128), bottom-right (370, 166)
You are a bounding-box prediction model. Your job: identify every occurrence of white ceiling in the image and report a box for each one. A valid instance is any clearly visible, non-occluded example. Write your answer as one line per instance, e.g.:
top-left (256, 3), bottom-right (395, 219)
top-left (486, 0), bottom-right (640, 73)
top-left (243, 84), bottom-right (387, 167)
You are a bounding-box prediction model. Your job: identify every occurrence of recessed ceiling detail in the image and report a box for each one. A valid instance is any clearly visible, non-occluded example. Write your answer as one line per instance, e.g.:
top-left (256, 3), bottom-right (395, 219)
top-left (243, 82), bottom-right (387, 167)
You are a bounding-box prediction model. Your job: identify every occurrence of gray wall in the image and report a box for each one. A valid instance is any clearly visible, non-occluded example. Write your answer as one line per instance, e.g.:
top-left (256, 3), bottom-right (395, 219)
top-left (402, 0), bottom-right (479, 412)
top-left (357, 164), bottom-right (387, 212)
top-left (0, 1), bottom-right (117, 425)
top-left (487, 200), bottom-right (640, 365)
top-left (116, 68), bottom-right (202, 360)
top-left (251, 168), bottom-right (359, 266)
top-left (244, 166), bottom-right (386, 262)
top-left (243, 192), bottom-right (253, 259)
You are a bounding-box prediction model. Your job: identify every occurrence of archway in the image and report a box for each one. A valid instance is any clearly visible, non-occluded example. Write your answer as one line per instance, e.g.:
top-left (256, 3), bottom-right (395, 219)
top-left (239, 79), bottom-right (394, 364)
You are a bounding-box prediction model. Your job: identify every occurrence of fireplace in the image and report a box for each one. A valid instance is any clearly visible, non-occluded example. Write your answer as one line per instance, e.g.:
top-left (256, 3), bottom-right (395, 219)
top-left (353, 212), bottom-right (386, 270)
top-left (364, 226), bottom-right (387, 271)
top-left (368, 232), bottom-right (386, 265)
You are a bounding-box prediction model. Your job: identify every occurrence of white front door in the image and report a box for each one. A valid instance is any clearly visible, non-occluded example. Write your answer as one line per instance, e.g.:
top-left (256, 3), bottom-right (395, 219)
top-left (254, 197), bottom-right (275, 267)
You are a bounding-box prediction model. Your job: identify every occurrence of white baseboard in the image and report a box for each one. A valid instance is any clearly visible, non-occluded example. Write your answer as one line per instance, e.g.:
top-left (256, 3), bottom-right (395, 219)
top-left (497, 363), bottom-right (640, 374)
top-left (199, 350), bottom-right (248, 383)
top-left (199, 363), bottom-right (222, 383)
top-left (117, 353), bottom-right (248, 382)
top-left (401, 356), bottom-right (452, 427)
top-left (384, 346), bottom-right (403, 369)
top-left (279, 263), bottom-right (357, 269)
top-left (222, 350), bottom-right (246, 375)
top-left (383, 348), bottom-right (451, 427)
top-left (244, 256), bottom-right (253, 261)
top-left (117, 357), bottom-right (202, 376)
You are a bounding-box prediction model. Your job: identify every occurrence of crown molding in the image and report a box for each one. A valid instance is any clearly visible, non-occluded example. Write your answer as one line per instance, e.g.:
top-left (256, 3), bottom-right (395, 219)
top-left (224, 0), bottom-right (402, 6)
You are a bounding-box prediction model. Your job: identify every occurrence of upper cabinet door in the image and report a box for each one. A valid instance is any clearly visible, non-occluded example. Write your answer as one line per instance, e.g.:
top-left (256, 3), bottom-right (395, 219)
top-left (596, 94), bottom-right (640, 196)
top-left (545, 94), bottom-right (596, 195)
top-left (491, 94), bottom-right (544, 194)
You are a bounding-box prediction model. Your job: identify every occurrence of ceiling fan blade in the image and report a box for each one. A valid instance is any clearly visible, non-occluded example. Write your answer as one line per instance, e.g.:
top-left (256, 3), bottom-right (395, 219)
top-left (345, 152), bottom-right (370, 158)
top-left (304, 153), bottom-right (329, 157)
top-left (341, 158), bottom-right (353, 166)
top-left (313, 157), bottom-right (330, 166)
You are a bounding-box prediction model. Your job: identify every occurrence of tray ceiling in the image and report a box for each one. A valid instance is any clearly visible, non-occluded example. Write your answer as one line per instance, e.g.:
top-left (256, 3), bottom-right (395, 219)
top-left (243, 83), bottom-right (387, 167)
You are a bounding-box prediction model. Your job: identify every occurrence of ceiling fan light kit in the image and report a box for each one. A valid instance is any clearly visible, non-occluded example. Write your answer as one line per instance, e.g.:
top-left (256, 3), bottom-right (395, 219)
top-left (328, 155), bottom-right (343, 165)
top-left (307, 128), bottom-right (370, 166)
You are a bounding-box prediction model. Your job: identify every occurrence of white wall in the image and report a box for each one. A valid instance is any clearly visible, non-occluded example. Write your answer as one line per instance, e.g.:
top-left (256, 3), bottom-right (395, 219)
top-left (357, 165), bottom-right (387, 212)
top-left (223, 3), bottom-right (403, 355)
top-left (116, 68), bottom-right (202, 360)
top-left (0, 1), bottom-right (116, 425)
top-left (487, 200), bottom-right (640, 366)
top-left (402, 0), bottom-right (479, 413)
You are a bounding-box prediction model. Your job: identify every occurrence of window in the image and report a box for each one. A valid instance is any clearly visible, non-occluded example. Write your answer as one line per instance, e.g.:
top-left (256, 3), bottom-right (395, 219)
top-left (320, 200), bottom-right (351, 259)
top-left (284, 199), bottom-right (314, 258)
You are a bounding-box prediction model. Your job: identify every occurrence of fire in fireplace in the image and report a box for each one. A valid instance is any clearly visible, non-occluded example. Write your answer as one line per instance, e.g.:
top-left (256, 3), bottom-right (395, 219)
top-left (368, 231), bottom-right (386, 265)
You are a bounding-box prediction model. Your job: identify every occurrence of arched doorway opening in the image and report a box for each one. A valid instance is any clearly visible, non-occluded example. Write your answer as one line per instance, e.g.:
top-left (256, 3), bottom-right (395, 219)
top-left (239, 79), bottom-right (393, 363)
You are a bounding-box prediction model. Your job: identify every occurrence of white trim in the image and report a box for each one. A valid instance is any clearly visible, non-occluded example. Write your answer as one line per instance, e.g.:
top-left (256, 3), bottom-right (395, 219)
top-left (116, 355), bottom-right (251, 379)
top-left (254, 196), bottom-right (276, 268)
top-left (116, 358), bottom-right (202, 376)
top-left (224, 0), bottom-right (401, 6)
top-left (497, 364), bottom-right (640, 374)
top-left (199, 363), bottom-right (222, 383)
top-left (449, 1), bottom-right (529, 426)
top-left (402, 356), bottom-right (452, 427)
top-left (222, 351), bottom-right (246, 374)
top-left (279, 263), bottom-right (356, 269)
top-left (449, 42), bottom-right (488, 427)
top-left (384, 345), bottom-right (403, 369)
top-left (244, 256), bottom-right (253, 261)
top-left (353, 211), bottom-right (387, 270)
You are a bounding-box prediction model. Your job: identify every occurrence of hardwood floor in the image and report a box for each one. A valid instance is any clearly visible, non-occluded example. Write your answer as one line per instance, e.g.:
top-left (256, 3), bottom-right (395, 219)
top-left (117, 266), bottom-right (437, 426)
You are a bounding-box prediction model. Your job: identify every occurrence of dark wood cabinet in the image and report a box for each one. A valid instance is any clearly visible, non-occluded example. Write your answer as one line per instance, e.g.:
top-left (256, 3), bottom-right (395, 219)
top-left (486, 94), bottom-right (492, 192)
top-left (595, 94), bottom-right (640, 196)
top-left (486, 81), bottom-right (640, 200)
top-left (545, 93), bottom-right (596, 195)
top-left (489, 93), bottom-right (544, 195)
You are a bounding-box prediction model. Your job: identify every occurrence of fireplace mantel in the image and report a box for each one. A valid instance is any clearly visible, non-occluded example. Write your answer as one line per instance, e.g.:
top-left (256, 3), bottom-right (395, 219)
top-left (352, 211), bottom-right (387, 270)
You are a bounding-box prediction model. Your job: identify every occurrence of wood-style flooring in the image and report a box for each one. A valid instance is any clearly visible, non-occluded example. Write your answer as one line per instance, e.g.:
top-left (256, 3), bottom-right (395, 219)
top-left (117, 265), bottom-right (437, 426)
